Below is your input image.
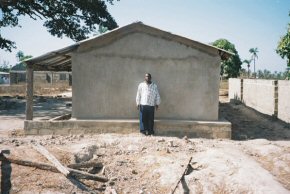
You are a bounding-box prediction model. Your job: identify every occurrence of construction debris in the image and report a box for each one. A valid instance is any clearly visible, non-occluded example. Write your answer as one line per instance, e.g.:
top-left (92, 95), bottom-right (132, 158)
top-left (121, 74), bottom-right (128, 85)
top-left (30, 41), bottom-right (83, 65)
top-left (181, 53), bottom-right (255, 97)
top-left (32, 144), bottom-right (71, 176)
top-left (171, 157), bottom-right (193, 194)
top-left (0, 148), bottom-right (108, 183)
top-left (0, 132), bottom-right (289, 193)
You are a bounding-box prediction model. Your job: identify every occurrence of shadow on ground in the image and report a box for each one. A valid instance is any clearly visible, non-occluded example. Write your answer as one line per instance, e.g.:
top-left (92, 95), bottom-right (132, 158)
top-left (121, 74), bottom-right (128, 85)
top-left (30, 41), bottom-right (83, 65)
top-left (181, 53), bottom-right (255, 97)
top-left (219, 101), bottom-right (290, 141)
top-left (0, 96), bottom-right (71, 120)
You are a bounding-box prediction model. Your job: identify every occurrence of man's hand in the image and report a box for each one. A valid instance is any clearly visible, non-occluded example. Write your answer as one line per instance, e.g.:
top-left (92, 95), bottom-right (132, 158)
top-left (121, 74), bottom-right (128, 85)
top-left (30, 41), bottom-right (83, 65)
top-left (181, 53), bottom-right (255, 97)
top-left (155, 105), bottom-right (159, 110)
top-left (137, 105), bottom-right (140, 110)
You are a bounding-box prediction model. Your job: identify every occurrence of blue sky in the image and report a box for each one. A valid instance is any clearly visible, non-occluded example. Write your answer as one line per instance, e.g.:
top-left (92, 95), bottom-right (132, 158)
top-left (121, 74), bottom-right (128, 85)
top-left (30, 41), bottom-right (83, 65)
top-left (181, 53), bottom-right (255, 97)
top-left (0, 0), bottom-right (289, 72)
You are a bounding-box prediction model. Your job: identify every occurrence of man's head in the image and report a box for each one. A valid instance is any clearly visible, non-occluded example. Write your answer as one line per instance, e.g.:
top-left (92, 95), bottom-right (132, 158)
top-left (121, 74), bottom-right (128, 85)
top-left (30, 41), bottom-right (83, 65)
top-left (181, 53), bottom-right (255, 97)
top-left (145, 73), bottom-right (152, 83)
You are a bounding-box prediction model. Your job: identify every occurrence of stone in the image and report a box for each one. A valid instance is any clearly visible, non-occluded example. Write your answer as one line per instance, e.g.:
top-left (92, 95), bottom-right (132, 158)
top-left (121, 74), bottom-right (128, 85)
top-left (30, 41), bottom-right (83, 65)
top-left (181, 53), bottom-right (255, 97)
top-left (74, 145), bottom-right (98, 163)
top-left (141, 147), bottom-right (147, 151)
top-left (104, 186), bottom-right (117, 194)
top-left (116, 160), bottom-right (127, 166)
top-left (139, 190), bottom-right (144, 194)
top-left (166, 148), bottom-right (171, 153)
top-left (111, 177), bottom-right (118, 181)
top-left (189, 147), bottom-right (195, 151)
top-left (115, 150), bottom-right (122, 155)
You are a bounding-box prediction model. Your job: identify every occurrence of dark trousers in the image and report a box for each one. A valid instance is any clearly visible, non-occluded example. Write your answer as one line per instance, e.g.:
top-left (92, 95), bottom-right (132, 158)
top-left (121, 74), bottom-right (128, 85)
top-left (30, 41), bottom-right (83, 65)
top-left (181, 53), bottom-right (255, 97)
top-left (139, 105), bottom-right (155, 134)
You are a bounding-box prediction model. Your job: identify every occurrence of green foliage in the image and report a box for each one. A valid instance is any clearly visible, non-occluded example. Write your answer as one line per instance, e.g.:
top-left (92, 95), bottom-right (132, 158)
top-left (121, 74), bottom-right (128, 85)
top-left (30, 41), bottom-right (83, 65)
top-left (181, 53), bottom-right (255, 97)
top-left (0, 0), bottom-right (118, 52)
top-left (240, 68), bottom-right (288, 80)
top-left (242, 59), bottom-right (252, 78)
top-left (256, 69), bottom-right (288, 80)
top-left (0, 60), bottom-right (11, 72)
top-left (249, 47), bottom-right (258, 76)
top-left (11, 63), bottom-right (26, 71)
top-left (249, 48), bottom-right (258, 60)
top-left (98, 25), bottom-right (109, 34)
top-left (11, 51), bottom-right (33, 71)
top-left (243, 59), bottom-right (252, 68)
top-left (277, 32), bottom-right (290, 66)
top-left (212, 39), bottom-right (242, 78)
top-left (276, 12), bottom-right (290, 79)
top-left (16, 51), bottom-right (24, 62)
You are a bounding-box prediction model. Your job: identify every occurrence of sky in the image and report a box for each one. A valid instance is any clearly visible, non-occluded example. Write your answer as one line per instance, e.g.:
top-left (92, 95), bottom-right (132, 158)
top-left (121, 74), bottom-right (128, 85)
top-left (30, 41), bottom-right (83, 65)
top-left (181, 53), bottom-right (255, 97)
top-left (0, 0), bottom-right (289, 72)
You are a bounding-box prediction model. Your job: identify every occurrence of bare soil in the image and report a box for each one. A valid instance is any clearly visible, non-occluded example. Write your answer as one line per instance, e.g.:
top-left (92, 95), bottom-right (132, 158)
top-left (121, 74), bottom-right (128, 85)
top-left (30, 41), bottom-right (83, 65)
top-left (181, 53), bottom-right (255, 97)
top-left (0, 88), bottom-right (289, 194)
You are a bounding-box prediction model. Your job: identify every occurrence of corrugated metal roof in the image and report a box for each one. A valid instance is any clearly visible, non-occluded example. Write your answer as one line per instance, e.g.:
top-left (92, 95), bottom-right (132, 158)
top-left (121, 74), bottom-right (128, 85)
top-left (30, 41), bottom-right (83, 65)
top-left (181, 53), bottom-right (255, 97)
top-left (9, 70), bottom-right (26, 73)
top-left (24, 22), bottom-right (234, 71)
top-left (24, 44), bottom-right (78, 71)
top-left (0, 71), bottom-right (10, 75)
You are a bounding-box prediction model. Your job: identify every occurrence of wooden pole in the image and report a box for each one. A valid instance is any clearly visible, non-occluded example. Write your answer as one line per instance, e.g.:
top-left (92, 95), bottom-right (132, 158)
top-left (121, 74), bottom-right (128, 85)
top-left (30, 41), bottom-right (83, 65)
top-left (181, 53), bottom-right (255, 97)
top-left (25, 64), bottom-right (34, 120)
top-left (0, 154), bottom-right (108, 182)
top-left (171, 157), bottom-right (193, 194)
top-left (32, 144), bottom-right (70, 176)
top-left (51, 71), bottom-right (53, 86)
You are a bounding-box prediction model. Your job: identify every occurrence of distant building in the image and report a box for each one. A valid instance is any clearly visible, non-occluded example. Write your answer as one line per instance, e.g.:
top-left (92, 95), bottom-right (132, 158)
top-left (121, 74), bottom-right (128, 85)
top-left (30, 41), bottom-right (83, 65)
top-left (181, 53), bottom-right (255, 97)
top-left (9, 70), bottom-right (71, 85)
top-left (0, 71), bottom-right (10, 84)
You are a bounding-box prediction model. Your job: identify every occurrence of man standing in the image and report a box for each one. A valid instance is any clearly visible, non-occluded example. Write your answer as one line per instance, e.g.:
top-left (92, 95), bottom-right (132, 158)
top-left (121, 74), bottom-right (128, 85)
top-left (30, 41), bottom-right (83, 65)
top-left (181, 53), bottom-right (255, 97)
top-left (136, 73), bottom-right (161, 135)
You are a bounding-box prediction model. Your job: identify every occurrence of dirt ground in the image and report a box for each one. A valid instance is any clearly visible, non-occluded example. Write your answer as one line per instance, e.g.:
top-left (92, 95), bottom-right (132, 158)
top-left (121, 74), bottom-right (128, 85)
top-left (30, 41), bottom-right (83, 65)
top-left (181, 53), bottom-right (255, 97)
top-left (0, 87), bottom-right (290, 194)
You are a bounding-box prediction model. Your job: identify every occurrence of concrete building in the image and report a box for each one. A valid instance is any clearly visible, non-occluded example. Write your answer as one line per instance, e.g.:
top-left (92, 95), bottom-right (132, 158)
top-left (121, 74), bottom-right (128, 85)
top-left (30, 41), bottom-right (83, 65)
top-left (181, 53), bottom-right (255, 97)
top-left (0, 71), bottom-right (10, 84)
top-left (9, 70), bottom-right (71, 85)
top-left (24, 22), bottom-right (232, 138)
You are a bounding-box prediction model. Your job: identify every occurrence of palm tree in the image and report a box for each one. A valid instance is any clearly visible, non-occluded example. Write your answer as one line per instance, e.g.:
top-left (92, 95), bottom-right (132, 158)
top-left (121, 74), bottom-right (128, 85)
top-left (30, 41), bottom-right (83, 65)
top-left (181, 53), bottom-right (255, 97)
top-left (243, 59), bottom-right (252, 78)
top-left (249, 48), bottom-right (258, 78)
top-left (16, 51), bottom-right (24, 62)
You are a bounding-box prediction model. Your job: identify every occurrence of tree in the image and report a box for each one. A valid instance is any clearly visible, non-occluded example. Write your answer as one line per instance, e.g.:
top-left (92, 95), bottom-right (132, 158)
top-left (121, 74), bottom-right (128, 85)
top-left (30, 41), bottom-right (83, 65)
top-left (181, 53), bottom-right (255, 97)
top-left (0, 0), bottom-right (118, 52)
top-left (263, 69), bottom-right (271, 79)
top-left (0, 60), bottom-right (11, 72)
top-left (212, 39), bottom-right (242, 78)
top-left (16, 51), bottom-right (24, 62)
top-left (242, 59), bottom-right (252, 78)
top-left (257, 70), bottom-right (264, 79)
top-left (239, 68), bottom-right (248, 78)
top-left (249, 47), bottom-right (258, 77)
top-left (11, 51), bottom-right (33, 71)
top-left (98, 25), bottom-right (109, 34)
top-left (277, 31), bottom-right (290, 66)
top-left (276, 12), bottom-right (290, 79)
top-left (253, 69), bottom-right (287, 80)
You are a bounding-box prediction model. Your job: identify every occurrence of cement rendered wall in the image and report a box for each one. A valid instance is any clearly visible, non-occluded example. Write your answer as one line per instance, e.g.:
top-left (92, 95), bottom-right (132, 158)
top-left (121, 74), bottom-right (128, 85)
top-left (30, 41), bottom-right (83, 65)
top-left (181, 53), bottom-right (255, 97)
top-left (72, 32), bottom-right (221, 121)
top-left (228, 78), bottom-right (242, 100)
top-left (243, 79), bottom-right (275, 116)
top-left (24, 119), bottom-right (231, 139)
top-left (10, 71), bottom-right (70, 85)
top-left (278, 80), bottom-right (290, 123)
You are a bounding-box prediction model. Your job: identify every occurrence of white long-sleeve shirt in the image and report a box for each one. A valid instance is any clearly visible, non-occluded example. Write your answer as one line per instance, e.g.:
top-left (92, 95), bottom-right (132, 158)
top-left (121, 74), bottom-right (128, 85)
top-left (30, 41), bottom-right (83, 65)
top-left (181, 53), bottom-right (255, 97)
top-left (136, 82), bottom-right (161, 106)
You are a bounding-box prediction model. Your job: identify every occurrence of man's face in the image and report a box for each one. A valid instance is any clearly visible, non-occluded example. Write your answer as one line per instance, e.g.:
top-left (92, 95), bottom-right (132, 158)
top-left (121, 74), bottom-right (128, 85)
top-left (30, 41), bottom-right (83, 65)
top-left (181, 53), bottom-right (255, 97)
top-left (145, 74), bottom-right (151, 83)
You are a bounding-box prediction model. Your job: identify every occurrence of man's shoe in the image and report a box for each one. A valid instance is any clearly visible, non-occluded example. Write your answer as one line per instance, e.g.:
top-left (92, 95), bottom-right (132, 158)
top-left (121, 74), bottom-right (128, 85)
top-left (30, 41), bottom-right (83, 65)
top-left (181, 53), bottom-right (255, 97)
top-left (148, 130), bottom-right (154, 136)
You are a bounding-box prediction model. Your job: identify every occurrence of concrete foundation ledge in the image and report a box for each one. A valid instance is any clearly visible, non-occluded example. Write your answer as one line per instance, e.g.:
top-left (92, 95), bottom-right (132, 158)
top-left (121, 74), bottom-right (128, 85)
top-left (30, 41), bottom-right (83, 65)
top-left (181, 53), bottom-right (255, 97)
top-left (24, 119), bottom-right (232, 139)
